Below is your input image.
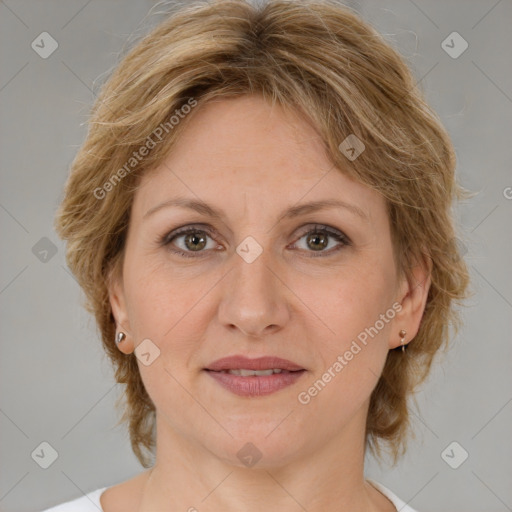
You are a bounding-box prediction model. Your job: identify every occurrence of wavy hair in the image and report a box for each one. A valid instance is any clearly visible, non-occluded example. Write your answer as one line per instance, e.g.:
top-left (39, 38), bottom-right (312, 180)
top-left (55, 0), bottom-right (470, 467)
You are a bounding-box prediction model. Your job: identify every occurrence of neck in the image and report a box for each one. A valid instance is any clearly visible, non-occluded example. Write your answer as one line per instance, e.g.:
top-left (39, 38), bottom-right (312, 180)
top-left (136, 406), bottom-right (393, 512)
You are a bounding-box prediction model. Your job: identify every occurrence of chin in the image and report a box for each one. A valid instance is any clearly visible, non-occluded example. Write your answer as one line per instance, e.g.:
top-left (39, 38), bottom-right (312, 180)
top-left (203, 420), bottom-right (310, 470)
top-left (218, 441), bottom-right (305, 471)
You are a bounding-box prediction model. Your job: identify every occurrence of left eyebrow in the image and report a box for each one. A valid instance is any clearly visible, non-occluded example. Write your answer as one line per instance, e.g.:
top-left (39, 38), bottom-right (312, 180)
top-left (277, 198), bottom-right (369, 223)
top-left (143, 197), bottom-right (369, 223)
top-left (143, 197), bottom-right (225, 220)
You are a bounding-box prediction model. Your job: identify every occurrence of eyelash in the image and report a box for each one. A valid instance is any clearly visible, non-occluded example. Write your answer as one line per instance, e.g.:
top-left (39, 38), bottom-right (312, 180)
top-left (159, 224), bottom-right (351, 259)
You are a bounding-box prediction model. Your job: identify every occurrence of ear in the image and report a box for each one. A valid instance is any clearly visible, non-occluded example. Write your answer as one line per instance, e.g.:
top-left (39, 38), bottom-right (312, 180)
top-left (107, 261), bottom-right (134, 354)
top-left (390, 252), bottom-right (432, 350)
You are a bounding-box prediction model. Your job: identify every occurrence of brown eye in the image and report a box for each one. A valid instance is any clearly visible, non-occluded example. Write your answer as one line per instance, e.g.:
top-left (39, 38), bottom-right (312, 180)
top-left (183, 231), bottom-right (208, 251)
top-left (292, 225), bottom-right (350, 256)
top-left (306, 231), bottom-right (329, 251)
top-left (162, 224), bottom-right (350, 259)
top-left (162, 226), bottom-right (217, 257)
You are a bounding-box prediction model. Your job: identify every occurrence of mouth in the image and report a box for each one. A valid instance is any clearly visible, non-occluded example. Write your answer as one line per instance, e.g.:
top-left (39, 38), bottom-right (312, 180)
top-left (204, 355), bottom-right (306, 397)
top-left (205, 355), bottom-right (305, 372)
top-left (210, 368), bottom-right (296, 376)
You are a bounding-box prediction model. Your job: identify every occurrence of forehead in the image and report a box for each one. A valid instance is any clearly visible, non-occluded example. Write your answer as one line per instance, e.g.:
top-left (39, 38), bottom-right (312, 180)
top-left (167, 95), bottom-right (331, 178)
top-left (133, 95), bottom-right (384, 222)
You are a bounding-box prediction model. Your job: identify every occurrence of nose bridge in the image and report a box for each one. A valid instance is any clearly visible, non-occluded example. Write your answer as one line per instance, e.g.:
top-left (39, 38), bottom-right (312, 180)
top-left (217, 243), bottom-right (288, 337)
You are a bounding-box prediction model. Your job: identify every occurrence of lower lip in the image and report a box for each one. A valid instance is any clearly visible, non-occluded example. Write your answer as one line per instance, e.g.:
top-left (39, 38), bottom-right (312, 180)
top-left (205, 370), bottom-right (306, 397)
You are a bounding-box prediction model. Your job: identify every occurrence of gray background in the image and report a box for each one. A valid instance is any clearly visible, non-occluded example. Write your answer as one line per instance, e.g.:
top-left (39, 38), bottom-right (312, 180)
top-left (1, 1), bottom-right (511, 511)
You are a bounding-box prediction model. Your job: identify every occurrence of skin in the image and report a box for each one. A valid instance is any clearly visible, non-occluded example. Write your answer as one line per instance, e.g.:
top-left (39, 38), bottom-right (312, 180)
top-left (105, 95), bottom-right (431, 512)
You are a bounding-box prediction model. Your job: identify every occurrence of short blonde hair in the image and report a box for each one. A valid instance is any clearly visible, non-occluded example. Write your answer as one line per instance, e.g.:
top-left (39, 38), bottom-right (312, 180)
top-left (55, 0), bottom-right (470, 467)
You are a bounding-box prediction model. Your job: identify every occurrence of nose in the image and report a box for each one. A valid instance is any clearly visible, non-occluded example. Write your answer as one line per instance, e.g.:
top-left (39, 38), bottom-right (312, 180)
top-left (217, 246), bottom-right (290, 339)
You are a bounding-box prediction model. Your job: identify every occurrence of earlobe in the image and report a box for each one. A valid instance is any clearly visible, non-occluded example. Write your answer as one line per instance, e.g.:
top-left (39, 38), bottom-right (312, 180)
top-left (390, 253), bottom-right (432, 350)
top-left (107, 264), bottom-right (134, 354)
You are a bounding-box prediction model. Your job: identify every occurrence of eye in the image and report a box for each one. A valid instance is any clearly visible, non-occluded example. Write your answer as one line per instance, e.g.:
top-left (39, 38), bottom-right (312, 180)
top-left (160, 223), bottom-right (351, 259)
top-left (161, 226), bottom-right (219, 258)
top-left (291, 224), bottom-right (351, 256)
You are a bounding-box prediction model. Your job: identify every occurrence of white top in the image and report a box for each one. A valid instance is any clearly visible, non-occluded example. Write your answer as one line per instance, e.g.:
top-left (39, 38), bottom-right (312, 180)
top-left (40, 480), bottom-right (417, 511)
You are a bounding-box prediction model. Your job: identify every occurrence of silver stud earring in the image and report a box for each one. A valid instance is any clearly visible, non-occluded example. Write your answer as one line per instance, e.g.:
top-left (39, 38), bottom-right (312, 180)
top-left (399, 329), bottom-right (407, 352)
top-left (115, 332), bottom-right (126, 345)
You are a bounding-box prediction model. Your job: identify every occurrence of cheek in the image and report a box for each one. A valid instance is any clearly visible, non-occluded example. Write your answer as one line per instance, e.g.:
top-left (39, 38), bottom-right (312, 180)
top-left (123, 259), bottom-right (207, 417)
top-left (295, 261), bottom-right (396, 404)
top-left (302, 257), bottom-right (396, 346)
top-left (122, 255), bottom-right (218, 394)
top-left (124, 253), bottom-right (204, 338)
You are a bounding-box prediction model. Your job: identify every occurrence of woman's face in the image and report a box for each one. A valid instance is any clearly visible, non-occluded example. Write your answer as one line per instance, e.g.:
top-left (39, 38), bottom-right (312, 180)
top-left (110, 95), bottom-right (415, 467)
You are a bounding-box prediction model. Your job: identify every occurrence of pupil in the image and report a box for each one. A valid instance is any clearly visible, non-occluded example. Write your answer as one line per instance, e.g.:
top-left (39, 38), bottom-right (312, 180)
top-left (185, 232), bottom-right (206, 251)
top-left (308, 232), bottom-right (327, 251)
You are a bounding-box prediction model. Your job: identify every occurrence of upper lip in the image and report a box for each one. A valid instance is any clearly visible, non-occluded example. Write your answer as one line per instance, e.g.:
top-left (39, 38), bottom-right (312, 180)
top-left (205, 355), bottom-right (304, 372)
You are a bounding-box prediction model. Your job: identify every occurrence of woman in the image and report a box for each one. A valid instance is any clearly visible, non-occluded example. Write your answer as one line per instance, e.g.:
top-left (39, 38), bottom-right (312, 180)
top-left (43, 0), bottom-right (469, 510)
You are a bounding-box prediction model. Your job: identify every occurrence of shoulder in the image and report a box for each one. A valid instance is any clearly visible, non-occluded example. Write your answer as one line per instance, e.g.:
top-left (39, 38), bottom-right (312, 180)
top-left (367, 480), bottom-right (419, 512)
top-left (40, 471), bottom-right (150, 512)
top-left (40, 487), bottom-right (107, 512)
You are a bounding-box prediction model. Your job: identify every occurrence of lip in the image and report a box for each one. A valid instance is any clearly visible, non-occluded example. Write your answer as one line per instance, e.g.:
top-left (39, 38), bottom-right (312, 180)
top-left (204, 355), bottom-right (306, 397)
top-left (205, 369), bottom-right (306, 397)
top-left (205, 355), bottom-right (304, 372)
